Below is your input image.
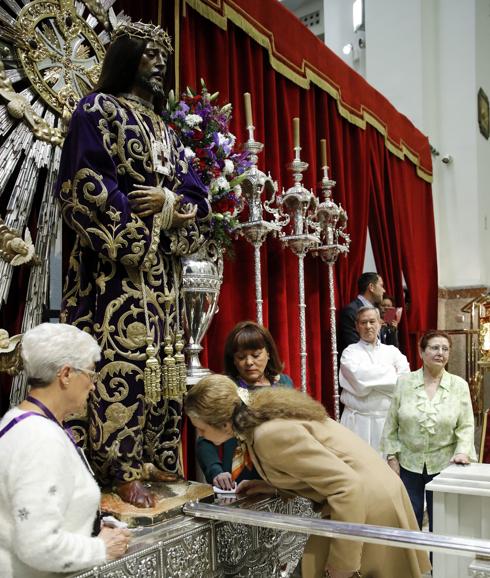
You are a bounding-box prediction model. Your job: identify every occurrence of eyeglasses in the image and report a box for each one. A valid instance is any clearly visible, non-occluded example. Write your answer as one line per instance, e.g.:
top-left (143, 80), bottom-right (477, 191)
top-left (72, 367), bottom-right (99, 384)
top-left (426, 345), bottom-right (450, 353)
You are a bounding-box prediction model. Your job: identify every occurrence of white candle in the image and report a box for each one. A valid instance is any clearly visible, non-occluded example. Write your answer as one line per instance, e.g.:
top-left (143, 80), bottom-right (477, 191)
top-left (244, 92), bottom-right (253, 127)
top-left (320, 139), bottom-right (327, 166)
top-left (293, 117), bottom-right (300, 148)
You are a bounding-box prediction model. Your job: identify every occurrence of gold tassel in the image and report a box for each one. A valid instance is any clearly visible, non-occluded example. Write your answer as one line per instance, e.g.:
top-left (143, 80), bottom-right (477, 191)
top-left (144, 338), bottom-right (161, 404)
top-left (174, 330), bottom-right (187, 396)
top-left (162, 335), bottom-right (177, 397)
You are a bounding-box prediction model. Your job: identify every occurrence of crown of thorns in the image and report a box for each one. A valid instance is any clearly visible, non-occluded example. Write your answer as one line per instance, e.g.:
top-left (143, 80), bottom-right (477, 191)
top-left (112, 20), bottom-right (174, 55)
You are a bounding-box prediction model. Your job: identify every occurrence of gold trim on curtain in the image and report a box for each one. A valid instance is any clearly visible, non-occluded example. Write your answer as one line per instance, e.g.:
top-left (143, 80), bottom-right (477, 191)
top-left (182, 0), bottom-right (432, 183)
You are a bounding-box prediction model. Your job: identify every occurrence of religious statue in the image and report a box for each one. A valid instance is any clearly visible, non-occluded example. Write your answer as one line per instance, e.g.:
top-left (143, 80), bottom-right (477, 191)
top-left (55, 20), bottom-right (209, 508)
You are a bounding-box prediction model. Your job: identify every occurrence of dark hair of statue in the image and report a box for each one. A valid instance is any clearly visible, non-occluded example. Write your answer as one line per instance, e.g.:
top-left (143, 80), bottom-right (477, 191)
top-left (223, 321), bottom-right (284, 381)
top-left (96, 35), bottom-right (165, 115)
top-left (185, 375), bottom-right (328, 438)
top-left (357, 272), bottom-right (380, 294)
top-left (419, 330), bottom-right (452, 352)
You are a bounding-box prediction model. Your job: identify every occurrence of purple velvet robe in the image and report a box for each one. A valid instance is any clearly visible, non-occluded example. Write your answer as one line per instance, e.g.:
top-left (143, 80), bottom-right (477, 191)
top-left (56, 92), bottom-right (209, 485)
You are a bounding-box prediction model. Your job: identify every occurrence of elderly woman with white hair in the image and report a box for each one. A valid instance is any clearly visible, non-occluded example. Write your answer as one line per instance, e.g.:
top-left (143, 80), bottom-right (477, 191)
top-left (0, 323), bottom-right (131, 578)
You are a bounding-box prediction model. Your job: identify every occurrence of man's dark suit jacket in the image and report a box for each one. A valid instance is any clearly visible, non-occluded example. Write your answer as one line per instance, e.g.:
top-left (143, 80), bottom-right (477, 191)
top-left (338, 297), bottom-right (364, 356)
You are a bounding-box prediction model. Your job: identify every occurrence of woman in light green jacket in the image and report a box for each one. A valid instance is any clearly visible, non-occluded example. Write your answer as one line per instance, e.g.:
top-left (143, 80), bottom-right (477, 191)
top-left (382, 329), bottom-right (476, 530)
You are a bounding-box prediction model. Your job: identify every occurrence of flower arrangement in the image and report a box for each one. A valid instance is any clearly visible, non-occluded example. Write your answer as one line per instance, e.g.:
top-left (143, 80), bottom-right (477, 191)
top-left (164, 80), bottom-right (251, 249)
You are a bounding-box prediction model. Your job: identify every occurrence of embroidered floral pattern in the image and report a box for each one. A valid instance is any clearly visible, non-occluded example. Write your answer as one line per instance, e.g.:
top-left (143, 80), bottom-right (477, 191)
top-left (17, 507), bottom-right (29, 521)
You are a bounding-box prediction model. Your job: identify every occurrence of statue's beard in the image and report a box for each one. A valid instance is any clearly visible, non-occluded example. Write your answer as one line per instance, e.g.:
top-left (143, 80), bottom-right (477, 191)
top-left (133, 73), bottom-right (164, 99)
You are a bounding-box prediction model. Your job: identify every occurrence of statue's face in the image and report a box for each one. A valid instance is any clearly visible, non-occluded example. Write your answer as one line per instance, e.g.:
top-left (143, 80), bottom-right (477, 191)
top-left (133, 41), bottom-right (167, 97)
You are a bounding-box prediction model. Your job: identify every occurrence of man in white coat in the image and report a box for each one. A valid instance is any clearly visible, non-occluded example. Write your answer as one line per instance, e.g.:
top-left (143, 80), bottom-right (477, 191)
top-left (340, 306), bottom-right (410, 453)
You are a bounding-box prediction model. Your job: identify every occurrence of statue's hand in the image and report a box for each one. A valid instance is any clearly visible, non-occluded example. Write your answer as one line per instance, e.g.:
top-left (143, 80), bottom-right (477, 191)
top-left (128, 185), bottom-right (167, 217)
top-left (171, 204), bottom-right (197, 228)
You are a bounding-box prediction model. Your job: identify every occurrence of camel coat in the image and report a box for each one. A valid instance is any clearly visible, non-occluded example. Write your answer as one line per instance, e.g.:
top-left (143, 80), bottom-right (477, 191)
top-left (246, 417), bottom-right (431, 578)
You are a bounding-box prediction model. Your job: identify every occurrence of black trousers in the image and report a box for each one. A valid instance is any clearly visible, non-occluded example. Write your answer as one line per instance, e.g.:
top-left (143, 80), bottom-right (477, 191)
top-left (400, 464), bottom-right (438, 531)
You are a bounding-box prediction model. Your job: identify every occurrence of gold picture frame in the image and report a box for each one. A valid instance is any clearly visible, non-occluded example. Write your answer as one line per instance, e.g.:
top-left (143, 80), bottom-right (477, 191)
top-left (478, 87), bottom-right (489, 140)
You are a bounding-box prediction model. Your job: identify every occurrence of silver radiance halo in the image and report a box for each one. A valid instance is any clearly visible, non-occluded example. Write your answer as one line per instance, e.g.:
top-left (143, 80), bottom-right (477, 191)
top-left (0, 0), bottom-right (119, 405)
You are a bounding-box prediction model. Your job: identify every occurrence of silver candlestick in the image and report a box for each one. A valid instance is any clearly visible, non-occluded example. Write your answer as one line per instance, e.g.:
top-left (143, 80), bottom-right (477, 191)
top-left (235, 120), bottom-right (288, 325)
top-left (313, 159), bottom-right (350, 421)
top-left (277, 121), bottom-right (320, 393)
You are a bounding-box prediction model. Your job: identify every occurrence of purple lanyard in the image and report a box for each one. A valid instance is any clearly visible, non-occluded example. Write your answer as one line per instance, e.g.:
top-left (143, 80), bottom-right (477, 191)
top-left (0, 397), bottom-right (94, 477)
top-left (25, 396), bottom-right (79, 449)
top-left (0, 411), bottom-right (41, 438)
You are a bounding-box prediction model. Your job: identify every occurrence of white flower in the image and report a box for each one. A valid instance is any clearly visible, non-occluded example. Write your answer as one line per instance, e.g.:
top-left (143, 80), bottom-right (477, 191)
top-left (184, 147), bottom-right (195, 159)
top-left (185, 114), bottom-right (203, 127)
top-left (228, 132), bottom-right (236, 147)
top-left (233, 184), bottom-right (242, 198)
top-left (223, 159), bottom-right (234, 174)
top-left (215, 176), bottom-right (230, 190)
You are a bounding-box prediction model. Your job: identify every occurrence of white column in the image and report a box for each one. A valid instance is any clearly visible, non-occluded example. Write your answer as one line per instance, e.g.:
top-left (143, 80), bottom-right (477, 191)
top-left (426, 463), bottom-right (490, 578)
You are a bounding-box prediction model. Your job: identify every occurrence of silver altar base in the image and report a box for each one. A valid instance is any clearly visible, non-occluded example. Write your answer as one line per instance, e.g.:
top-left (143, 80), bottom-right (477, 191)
top-left (69, 496), bottom-right (312, 578)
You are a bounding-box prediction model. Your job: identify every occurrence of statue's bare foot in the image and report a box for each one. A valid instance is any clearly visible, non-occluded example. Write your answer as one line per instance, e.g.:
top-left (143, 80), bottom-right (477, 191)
top-left (116, 480), bottom-right (157, 508)
top-left (143, 463), bottom-right (178, 483)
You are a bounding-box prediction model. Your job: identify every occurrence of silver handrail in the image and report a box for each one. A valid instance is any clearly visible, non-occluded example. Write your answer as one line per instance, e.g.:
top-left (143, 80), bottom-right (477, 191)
top-left (183, 501), bottom-right (490, 557)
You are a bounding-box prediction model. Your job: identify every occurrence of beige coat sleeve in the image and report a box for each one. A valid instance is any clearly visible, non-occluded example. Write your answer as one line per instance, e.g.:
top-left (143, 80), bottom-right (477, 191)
top-left (253, 421), bottom-right (365, 572)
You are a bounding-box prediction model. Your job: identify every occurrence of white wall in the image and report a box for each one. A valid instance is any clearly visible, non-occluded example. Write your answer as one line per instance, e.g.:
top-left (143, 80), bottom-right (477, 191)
top-left (476, 0), bottom-right (490, 284)
top-left (365, 0), bottom-right (425, 131)
top-left (324, 0), bottom-right (490, 288)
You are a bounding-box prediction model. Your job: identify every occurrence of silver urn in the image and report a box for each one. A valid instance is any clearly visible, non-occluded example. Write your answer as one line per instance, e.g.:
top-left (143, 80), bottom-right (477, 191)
top-left (181, 242), bottom-right (224, 385)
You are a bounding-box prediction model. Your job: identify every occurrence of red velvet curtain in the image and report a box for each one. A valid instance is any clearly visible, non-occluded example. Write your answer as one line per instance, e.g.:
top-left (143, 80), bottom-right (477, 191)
top-left (98, 0), bottom-right (438, 397)
top-left (178, 5), bottom-right (438, 385)
top-left (119, 0), bottom-right (439, 475)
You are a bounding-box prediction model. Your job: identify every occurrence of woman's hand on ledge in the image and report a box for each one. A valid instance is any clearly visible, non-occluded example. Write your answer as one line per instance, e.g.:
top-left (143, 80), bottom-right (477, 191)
top-left (450, 453), bottom-right (470, 465)
top-left (99, 526), bottom-right (132, 561)
top-left (213, 472), bottom-right (235, 490)
top-left (236, 479), bottom-right (277, 496)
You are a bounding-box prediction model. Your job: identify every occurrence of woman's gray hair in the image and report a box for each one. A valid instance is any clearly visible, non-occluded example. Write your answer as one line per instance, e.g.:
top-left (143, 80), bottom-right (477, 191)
top-left (21, 323), bottom-right (101, 387)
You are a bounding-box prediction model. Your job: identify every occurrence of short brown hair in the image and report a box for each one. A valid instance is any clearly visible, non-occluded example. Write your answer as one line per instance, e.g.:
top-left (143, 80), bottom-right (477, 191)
top-left (419, 330), bottom-right (452, 351)
top-left (223, 321), bottom-right (284, 380)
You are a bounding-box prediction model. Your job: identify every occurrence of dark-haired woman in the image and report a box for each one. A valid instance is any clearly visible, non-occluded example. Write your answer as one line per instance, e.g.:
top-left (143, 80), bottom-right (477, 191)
top-left (196, 321), bottom-right (293, 490)
top-left (186, 375), bottom-right (430, 578)
top-left (382, 330), bottom-right (476, 531)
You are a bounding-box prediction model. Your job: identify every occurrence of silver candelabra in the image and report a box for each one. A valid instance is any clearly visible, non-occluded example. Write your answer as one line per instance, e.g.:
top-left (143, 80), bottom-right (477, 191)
top-left (277, 119), bottom-right (321, 393)
top-left (235, 95), bottom-right (288, 324)
top-left (312, 148), bottom-right (350, 420)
